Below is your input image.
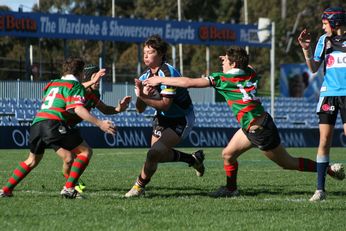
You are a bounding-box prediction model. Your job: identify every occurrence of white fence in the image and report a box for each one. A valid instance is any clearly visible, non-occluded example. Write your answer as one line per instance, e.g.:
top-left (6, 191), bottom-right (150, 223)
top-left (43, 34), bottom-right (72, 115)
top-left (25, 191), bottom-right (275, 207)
top-left (0, 80), bottom-right (215, 105)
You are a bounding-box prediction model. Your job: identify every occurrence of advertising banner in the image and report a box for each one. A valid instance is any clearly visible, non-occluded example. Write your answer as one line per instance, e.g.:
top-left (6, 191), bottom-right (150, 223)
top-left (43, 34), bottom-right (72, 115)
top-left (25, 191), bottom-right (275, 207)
top-left (0, 11), bottom-right (270, 47)
top-left (2, 126), bottom-right (346, 149)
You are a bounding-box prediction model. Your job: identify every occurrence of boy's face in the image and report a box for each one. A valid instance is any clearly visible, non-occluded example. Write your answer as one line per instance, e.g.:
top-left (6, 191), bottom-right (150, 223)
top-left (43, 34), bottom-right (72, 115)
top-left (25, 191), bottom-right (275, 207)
top-left (143, 45), bottom-right (162, 68)
top-left (220, 55), bottom-right (232, 73)
top-left (322, 19), bottom-right (333, 36)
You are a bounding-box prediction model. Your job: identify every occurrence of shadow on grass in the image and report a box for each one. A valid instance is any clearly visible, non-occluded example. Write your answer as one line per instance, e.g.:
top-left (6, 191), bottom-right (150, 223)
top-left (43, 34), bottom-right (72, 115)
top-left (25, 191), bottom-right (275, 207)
top-left (240, 185), bottom-right (346, 197)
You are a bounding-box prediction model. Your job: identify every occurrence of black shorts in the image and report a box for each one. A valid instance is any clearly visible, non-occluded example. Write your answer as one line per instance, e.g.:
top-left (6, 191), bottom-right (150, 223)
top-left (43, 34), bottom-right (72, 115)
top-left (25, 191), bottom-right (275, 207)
top-left (242, 112), bottom-right (281, 151)
top-left (152, 114), bottom-right (188, 138)
top-left (317, 96), bottom-right (346, 125)
top-left (29, 120), bottom-right (83, 155)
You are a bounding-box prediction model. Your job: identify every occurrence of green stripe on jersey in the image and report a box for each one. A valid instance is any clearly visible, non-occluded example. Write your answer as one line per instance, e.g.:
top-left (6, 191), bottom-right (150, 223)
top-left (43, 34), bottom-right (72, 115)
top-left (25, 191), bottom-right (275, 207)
top-left (32, 79), bottom-right (86, 125)
top-left (210, 67), bottom-right (265, 129)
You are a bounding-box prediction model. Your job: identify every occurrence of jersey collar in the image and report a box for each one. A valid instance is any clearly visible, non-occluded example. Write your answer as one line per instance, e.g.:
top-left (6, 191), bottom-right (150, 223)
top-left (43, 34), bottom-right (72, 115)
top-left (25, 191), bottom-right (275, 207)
top-left (61, 74), bottom-right (79, 82)
top-left (225, 68), bottom-right (245, 75)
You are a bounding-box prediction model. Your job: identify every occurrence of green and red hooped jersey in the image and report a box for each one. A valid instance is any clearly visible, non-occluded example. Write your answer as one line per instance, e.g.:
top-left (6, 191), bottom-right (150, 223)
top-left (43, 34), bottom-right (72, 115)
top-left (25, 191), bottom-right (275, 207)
top-left (32, 78), bottom-right (86, 125)
top-left (67, 89), bottom-right (101, 126)
top-left (207, 67), bottom-right (265, 130)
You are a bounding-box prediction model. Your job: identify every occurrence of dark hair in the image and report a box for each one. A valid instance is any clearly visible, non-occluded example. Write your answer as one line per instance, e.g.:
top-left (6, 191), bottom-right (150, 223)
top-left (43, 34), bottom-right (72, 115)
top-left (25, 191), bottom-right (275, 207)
top-left (62, 57), bottom-right (85, 76)
top-left (226, 47), bottom-right (249, 70)
top-left (84, 64), bottom-right (99, 82)
top-left (144, 34), bottom-right (168, 62)
top-left (321, 7), bottom-right (346, 28)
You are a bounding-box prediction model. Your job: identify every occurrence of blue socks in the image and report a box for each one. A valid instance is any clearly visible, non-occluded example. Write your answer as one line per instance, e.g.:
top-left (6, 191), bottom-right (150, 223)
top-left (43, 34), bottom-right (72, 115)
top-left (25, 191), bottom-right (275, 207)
top-left (316, 155), bottom-right (329, 191)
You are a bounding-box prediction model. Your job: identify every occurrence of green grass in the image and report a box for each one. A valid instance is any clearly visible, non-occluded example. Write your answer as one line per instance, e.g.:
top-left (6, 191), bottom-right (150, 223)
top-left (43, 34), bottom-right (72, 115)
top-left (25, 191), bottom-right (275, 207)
top-left (1, 147), bottom-right (346, 231)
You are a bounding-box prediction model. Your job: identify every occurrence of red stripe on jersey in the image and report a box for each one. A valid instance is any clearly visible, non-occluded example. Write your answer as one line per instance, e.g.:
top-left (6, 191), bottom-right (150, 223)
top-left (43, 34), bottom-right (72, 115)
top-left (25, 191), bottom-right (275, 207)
top-left (227, 99), bottom-right (233, 107)
top-left (232, 99), bottom-right (257, 105)
top-left (55, 94), bottom-right (65, 100)
top-left (66, 96), bottom-right (85, 103)
top-left (36, 112), bottom-right (62, 120)
top-left (48, 82), bottom-right (74, 89)
top-left (66, 103), bottom-right (84, 110)
top-left (231, 86), bottom-right (257, 94)
top-left (220, 72), bottom-right (256, 83)
top-left (49, 107), bottom-right (65, 112)
top-left (236, 104), bottom-right (258, 122)
top-left (42, 94), bottom-right (65, 103)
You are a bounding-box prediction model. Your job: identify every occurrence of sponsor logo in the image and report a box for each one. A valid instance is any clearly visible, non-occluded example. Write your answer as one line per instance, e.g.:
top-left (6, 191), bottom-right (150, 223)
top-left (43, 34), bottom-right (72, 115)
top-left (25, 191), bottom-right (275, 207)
top-left (0, 15), bottom-right (37, 32)
top-left (199, 26), bottom-right (236, 41)
top-left (326, 53), bottom-right (346, 68)
top-left (321, 103), bottom-right (335, 111)
top-left (326, 54), bottom-right (335, 67)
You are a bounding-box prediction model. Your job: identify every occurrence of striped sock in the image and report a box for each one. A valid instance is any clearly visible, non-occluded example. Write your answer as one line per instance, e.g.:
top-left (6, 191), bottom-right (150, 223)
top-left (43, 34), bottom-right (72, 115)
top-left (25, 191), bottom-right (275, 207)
top-left (63, 172), bottom-right (69, 179)
top-left (298, 158), bottom-right (316, 172)
top-left (316, 155), bottom-right (329, 191)
top-left (65, 155), bottom-right (89, 189)
top-left (136, 174), bottom-right (150, 188)
top-left (224, 161), bottom-right (238, 191)
top-left (2, 162), bottom-right (32, 193)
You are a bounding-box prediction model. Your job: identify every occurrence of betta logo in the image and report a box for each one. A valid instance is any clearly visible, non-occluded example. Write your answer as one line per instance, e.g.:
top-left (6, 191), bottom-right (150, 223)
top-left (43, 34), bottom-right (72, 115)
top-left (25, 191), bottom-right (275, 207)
top-left (322, 104), bottom-right (335, 112)
top-left (0, 15), bottom-right (37, 32)
top-left (198, 26), bottom-right (236, 41)
top-left (326, 55), bottom-right (335, 67)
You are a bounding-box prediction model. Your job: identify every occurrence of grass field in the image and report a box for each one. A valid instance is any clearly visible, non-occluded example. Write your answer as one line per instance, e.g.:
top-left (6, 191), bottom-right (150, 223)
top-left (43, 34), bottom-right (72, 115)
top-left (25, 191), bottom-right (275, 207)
top-left (1, 147), bottom-right (346, 231)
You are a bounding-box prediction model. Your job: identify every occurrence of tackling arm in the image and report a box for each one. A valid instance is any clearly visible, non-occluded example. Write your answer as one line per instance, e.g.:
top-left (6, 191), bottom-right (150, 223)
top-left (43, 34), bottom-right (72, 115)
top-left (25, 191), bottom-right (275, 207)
top-left (144, 76), bottom-right (210, 88)
top-left (82, 69), bottom-right (106, 88)
top-left (74, 106), bottom-right (116, 134)
top-left (96, 96), bottom-right (132, 115)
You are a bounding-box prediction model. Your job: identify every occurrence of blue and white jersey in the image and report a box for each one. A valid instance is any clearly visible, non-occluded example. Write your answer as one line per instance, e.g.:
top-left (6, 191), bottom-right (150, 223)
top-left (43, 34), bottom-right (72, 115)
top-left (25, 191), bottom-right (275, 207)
top-left (139, 62), bottom-right (193, 118)
top-left (314, 33), bottom-right (346, 96)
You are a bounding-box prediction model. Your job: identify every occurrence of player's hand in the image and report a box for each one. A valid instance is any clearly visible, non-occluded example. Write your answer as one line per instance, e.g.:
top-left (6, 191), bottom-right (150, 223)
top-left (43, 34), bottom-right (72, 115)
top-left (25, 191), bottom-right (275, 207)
top-left (134, 79), bottom-right (143, 97)
top-left (116, 96), bottom-right (132, 112)
top-left (99, 120), bottom-right (116, 135)
top-left (92, 68), bottom-right (106, 84)
top-left (143, 75), bottom-right (161, 87)
top-left (298, 29), bottom-right (311, 50)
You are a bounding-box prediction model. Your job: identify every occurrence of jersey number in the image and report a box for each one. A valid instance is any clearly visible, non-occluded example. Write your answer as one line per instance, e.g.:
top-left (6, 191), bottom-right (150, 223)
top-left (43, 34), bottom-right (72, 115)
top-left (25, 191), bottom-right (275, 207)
top-left (237, 83), bottom-right (258, 102)
top-left (41, 87), bottom-right (59, 109)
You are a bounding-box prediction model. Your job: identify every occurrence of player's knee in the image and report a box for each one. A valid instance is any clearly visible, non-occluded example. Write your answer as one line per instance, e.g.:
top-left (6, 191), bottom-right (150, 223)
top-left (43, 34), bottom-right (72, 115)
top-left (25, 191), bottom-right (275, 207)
top-left (146, 148), bottom-right (160, 162)
top-left (79, 147), bottom-right (93, 159)
top-left (64, 156), bottom-right (74, 167)
top-left (24, 155), bottom-right (42, 168)
top-left (221, 150), bottom-right (234, 162)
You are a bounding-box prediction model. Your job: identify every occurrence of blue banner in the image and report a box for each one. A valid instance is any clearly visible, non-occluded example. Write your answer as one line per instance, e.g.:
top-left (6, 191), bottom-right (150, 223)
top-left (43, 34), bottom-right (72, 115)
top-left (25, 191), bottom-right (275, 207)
top-left (2, 126), bottom-right (346, 149)
top-left (280, 63), bottom-right (323, 101)
top-left (0, 11), bottom-right (270, 47)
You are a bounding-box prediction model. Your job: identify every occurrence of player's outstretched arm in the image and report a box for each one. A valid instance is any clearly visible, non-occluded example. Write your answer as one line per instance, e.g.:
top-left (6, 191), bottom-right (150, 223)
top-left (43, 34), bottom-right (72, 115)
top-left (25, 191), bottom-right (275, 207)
top-left (97, 96), bottom-right (132, 115)
top-left (82, 68), bottom-right (106, 88)
top-left (74, 106), bottom-right (116, 134)
top-left (144, 76), bottom-right (210, 88)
